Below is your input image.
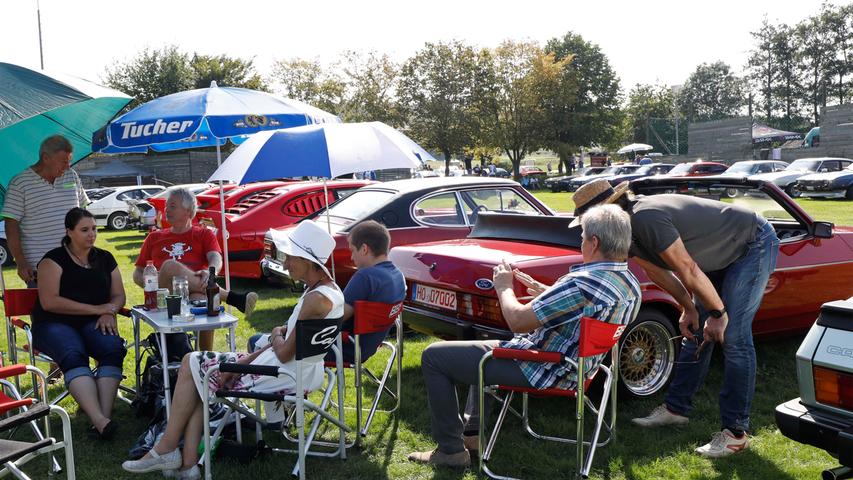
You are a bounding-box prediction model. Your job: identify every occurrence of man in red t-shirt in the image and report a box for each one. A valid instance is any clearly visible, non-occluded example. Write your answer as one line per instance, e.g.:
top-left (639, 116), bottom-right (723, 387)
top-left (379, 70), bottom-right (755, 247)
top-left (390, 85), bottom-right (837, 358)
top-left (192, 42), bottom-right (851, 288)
top-left (133, 187), bottom-right (257, 350)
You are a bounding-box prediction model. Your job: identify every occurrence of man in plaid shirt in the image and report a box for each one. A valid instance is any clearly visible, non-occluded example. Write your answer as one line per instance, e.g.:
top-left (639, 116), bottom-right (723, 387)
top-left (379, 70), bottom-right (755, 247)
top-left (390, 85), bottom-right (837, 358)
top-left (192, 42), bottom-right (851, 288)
top-left (408, 204), bottom-right (641, 468)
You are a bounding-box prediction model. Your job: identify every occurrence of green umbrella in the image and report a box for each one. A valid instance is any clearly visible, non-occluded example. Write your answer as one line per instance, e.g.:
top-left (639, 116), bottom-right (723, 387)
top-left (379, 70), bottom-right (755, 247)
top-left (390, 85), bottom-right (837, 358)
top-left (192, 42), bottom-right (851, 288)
top-left (0, 62), bottom-right (133, 209)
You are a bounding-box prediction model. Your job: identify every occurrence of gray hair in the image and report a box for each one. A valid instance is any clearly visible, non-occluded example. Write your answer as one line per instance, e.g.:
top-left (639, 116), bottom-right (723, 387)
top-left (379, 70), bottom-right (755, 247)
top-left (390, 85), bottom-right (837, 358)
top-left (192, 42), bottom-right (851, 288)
top-left (166, 187), bottom-right (197, 217)
top-left (39, 135), bottom-right (73, 160)
top-left (580, 204), bottom-right (632, 260)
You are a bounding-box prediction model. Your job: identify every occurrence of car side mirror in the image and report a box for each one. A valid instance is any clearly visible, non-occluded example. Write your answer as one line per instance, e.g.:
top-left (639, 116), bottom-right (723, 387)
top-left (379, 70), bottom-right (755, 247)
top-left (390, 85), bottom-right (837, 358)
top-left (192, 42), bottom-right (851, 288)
top-left (812, 221), bottom-right (833, 239)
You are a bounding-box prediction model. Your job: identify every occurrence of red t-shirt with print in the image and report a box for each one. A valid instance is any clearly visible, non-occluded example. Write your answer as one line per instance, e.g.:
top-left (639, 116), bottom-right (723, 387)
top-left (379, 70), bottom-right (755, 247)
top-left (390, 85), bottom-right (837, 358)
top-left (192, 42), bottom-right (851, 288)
top-left (135, 226), bottom-right (221, 272)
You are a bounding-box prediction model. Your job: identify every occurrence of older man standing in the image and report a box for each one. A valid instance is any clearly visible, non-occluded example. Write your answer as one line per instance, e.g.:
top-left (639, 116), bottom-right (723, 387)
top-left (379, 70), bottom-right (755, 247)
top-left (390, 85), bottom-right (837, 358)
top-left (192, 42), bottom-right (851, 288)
top-left (133, 187), bottom-right (256, 351)
top-left (2, 135), bottom-right (88, 286)
top-left (407, 205), bottom-right (641, 467)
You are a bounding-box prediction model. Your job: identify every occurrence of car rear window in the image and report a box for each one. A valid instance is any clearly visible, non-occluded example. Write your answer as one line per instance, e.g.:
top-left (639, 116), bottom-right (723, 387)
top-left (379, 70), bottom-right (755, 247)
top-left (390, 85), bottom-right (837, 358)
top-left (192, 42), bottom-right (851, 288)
top-left (324, 190), bottom-right (394, 221)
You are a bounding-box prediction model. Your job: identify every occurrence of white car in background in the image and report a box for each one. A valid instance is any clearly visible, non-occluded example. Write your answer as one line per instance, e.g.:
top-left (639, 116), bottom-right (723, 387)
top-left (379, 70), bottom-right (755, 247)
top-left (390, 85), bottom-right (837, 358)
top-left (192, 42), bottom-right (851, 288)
top-left (87, 185), bottom-right (165, 230)
top-left (0, 221), bottom-right (9, 266)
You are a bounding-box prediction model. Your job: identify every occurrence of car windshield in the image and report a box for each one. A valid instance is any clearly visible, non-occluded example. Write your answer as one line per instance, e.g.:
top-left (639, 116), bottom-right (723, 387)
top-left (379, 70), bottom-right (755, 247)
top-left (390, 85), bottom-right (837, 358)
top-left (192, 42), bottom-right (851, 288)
top-left (635, 166), bottom-right (654, 174)
top-left (786, 160), bottom-right (820, 172)
top-left (725, 163), bottom-right (755, 174)
top-left (668, 163), bottom-right (692, 175)
top-left (322, 189), bottom-right (394, 221)
top-left (614, 165), bottom-right (641, 175)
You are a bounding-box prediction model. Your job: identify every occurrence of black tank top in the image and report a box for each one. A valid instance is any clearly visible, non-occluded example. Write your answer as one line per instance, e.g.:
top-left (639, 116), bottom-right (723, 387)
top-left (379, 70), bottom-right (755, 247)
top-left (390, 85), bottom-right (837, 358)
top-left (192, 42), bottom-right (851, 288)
top-left (32, 246), bottom-right (118, 327)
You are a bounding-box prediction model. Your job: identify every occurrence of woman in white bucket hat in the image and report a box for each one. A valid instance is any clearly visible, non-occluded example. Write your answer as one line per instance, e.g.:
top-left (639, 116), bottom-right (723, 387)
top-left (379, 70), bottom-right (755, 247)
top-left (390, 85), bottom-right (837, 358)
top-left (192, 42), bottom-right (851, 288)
top-left (123, 220), bottom-right (343, 478)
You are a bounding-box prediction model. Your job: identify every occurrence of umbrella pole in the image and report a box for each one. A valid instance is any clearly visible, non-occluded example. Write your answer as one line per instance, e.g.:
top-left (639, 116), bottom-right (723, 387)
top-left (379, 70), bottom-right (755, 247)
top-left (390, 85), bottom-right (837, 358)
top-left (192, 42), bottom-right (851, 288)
top-left (323, 179), bottom-right (335, 283)
top-left (216, 139), bottom-right (231, 293)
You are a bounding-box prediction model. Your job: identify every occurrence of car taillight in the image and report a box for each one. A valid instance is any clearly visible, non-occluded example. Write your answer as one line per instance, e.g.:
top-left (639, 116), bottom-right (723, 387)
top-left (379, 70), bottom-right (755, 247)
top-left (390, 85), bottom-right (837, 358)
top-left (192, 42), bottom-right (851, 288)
top-left (458, 293), bottom-right (503, 325)
top-left (814, 365), bottom-right (853, 409)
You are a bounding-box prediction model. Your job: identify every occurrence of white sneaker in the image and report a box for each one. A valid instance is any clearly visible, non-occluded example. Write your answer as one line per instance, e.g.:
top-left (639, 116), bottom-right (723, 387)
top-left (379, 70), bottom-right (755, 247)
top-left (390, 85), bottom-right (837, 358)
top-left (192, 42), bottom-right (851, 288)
top-left (244, 292), bottom-right (258, 319)
top-left (122, 448), bottom-right (182, 473)
top-left (631, 404), bottom-right (689, 427)
top-left (695, 429), bottom-right (749, 458)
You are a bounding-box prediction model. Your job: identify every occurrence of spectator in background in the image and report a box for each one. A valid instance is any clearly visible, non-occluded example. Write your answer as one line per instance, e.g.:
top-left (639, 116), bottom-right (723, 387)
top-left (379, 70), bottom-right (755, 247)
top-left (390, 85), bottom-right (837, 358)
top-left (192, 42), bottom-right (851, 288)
top-left (568, 157), bottom-right (576, 174)
top-left (639, 155), bottom-right (653, 165)
top-left (546, 162), bottom-right (552, 174)
top-left (2, 134), bottom-right (88, 286)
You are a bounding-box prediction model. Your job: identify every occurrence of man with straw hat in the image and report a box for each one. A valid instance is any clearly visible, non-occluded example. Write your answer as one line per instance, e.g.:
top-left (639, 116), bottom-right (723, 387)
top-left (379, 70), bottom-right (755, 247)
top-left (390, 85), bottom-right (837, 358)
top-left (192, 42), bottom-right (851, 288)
top-left (570, 178), bottom-right (779, 458)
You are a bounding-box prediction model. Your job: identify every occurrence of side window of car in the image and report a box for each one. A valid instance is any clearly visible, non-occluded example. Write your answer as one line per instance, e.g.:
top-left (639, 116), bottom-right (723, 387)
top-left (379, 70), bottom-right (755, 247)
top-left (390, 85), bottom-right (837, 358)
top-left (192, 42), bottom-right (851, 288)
top-left (824, 161), bottom-right (840, 172)
top-left (412, 192), bottom-right (466, 227)
top-left (459, 188), bottom-right (540, 223)
top-left (142, 188), bottom-right (163, 197)
top-left (757, 164), bottom-right (773, 173)
top-left (117, 190), bottom-right (141, 201)
top-left (774, 163), bottom-right (787, 172)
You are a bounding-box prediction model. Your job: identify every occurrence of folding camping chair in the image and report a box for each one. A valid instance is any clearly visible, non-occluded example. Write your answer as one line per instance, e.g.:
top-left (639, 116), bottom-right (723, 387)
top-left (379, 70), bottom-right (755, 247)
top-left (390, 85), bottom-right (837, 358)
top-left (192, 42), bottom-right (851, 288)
top-left (202, 317), bottom-right (349, 480)
top-left (3, 288), bottom-right (135, 405)
top-left (326, 300), bottom-right (403, 447)
top-left (0, 363), bottom-right (75, 480)
top-left (478, 317), bottom-right (627, 479)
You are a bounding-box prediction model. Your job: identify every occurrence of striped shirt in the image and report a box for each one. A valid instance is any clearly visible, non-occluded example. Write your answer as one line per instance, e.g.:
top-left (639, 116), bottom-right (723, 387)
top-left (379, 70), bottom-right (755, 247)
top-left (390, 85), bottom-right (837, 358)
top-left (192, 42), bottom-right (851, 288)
top-left (500, 261), bottom-right (641, 390)
top-left (1, 167), bottom-right (88, 269)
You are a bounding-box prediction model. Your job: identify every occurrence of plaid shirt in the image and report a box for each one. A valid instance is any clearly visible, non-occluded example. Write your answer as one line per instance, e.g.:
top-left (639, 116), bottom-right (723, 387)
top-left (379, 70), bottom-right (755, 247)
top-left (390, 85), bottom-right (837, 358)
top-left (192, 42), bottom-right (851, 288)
top-left (500, 261), bottom-right (641, 390)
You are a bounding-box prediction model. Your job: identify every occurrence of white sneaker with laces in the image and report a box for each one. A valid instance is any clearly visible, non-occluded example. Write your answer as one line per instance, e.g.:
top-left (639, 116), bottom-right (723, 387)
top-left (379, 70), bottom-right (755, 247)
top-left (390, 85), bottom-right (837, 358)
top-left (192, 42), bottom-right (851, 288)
top-left (631, 404), bottom-right (689, 427)
top-left (695, 429), bottom-right (749, 458)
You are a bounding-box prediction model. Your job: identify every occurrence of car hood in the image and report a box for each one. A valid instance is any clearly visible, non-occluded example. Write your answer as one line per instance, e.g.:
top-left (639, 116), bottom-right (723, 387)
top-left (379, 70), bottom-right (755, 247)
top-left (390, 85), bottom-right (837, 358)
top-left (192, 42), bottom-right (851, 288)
top-left (750, 171), bottom-right (809, 183)
top-left (798, 170), bottom-right (853, 181)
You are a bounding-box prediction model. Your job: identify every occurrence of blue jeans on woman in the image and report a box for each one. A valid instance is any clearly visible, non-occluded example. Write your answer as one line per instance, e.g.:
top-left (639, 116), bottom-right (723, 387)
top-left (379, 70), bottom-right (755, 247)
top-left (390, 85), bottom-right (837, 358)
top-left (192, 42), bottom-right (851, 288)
top-left (664, 220), bottom-right (779, 433)
top-left (32, 320), bottom-right (126, 388)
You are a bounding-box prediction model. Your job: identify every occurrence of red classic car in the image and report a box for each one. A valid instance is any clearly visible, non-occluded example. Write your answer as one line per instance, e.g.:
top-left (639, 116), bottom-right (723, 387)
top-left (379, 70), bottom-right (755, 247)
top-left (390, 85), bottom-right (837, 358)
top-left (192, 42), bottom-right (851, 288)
top-left (197, 180), bottom-right (373, 279)
top-left (389, 176), bottom-right (853, 398)
top-left (262, 177), bottom-right (557, 288)
top-left (665, 161), bottom-right (728, 177)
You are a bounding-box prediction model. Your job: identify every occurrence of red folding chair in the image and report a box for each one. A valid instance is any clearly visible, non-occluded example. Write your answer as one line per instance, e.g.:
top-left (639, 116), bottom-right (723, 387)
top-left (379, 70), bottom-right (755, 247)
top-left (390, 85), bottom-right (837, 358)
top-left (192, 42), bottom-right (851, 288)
top-left (3, 288), bottom-right (133, 405)
top-left (325, 300), bottom-right (403, 447)
top-left (478, 316), bottom-right (627, 479)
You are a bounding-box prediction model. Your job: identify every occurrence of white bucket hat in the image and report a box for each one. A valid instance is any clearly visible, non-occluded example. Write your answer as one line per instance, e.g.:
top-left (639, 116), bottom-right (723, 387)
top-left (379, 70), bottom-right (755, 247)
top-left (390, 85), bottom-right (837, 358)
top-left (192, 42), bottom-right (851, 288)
top-left (269, 220), bottom-right (336, 279)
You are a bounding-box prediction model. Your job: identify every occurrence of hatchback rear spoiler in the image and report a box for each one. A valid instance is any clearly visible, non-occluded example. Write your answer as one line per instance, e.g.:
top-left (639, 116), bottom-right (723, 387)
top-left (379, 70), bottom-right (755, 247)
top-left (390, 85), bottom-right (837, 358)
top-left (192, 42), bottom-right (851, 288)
top-left (470, 212), bottom-right (583, 248)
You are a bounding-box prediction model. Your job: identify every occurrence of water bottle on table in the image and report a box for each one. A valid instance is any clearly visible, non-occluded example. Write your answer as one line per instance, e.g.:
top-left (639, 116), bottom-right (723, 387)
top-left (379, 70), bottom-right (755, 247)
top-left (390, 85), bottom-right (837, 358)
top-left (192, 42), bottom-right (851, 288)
top-left (143, 261), bottom-right (159, 310)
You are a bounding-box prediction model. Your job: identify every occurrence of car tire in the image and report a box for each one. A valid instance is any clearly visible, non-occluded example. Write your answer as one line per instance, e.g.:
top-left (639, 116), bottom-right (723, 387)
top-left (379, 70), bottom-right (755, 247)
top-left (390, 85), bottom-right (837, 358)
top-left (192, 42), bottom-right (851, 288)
top-left (846, 185), bottom-right (853, 200)
top-left (785, 184), bottom-right (801, 198)
top-left (108, 212), bottom-right (128, 230)
top-left (0, 239), bottom-right (12, 267)
top-left (618, 308), bottom-right (679, 398)
top-left (724, 187), bottom-right (740, 199)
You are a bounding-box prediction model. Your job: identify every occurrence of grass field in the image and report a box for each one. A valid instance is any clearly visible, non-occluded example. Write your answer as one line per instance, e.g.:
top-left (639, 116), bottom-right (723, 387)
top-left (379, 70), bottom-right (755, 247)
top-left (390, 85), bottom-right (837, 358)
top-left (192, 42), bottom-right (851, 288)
top-left (2, 193), bottom-right (850, 479)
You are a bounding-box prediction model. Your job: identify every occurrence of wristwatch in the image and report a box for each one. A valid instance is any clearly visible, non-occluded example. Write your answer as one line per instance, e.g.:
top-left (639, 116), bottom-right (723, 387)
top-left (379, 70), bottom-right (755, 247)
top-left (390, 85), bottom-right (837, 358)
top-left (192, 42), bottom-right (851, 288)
top-left (708, 307), bottom-right (727, 319)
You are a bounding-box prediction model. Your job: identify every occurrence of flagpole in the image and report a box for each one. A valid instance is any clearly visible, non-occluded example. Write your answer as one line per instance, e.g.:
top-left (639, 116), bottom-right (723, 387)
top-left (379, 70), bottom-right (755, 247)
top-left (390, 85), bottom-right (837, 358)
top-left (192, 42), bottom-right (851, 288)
top-left (36, 0), bottom-right (44, 69)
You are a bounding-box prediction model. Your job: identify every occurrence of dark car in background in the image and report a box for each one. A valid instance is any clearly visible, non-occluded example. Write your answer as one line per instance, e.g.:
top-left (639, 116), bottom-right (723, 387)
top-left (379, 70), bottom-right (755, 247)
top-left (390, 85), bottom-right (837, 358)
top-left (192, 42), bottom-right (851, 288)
top-left (544, 166), bottom-right (606, 192)
top-left (262, 177), bottom-right (556, 287)
top-left (797, 163), bottom-right (853, 199)
top-left (567, 164), bottom-right (643, 191)
top-left (665, 161), bottom-right (728, 177)
top-left (607, 163), bottom-right (675, 186)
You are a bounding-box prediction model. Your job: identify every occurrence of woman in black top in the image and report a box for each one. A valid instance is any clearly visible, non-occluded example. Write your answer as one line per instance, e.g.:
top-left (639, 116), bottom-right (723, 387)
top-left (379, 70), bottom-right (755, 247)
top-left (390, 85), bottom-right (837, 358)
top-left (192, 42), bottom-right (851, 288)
top-left (32, 208), bottom-right (126, 440)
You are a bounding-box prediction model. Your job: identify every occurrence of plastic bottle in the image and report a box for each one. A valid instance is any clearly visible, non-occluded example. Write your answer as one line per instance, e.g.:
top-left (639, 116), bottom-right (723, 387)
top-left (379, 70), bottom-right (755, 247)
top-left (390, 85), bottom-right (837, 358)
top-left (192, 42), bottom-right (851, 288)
top-left (206, 266), bottom-right (220, 316)
top-left (143, 260), bottom-right (159, 310)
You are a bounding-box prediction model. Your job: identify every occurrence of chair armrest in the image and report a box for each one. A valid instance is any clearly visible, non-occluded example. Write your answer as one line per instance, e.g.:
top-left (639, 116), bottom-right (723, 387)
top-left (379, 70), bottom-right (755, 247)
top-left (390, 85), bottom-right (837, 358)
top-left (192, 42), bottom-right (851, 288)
top-left (10, 317), bottom-right (29, 330)
top-left (118, 307), bottom-right (132, 317)
top-left (491, 348), bottom-right (563, 364)
top-left (0, 364), bottom-right (28, 380)
top-left (218, 362), bottom-right (280, 377)
top-left (0, 404), bottom-right (49, 432)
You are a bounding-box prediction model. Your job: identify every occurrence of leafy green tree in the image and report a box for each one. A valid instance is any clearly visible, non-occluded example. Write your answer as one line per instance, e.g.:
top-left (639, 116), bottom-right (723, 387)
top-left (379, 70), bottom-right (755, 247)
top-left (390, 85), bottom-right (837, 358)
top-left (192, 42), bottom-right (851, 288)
top-left (545, 32), bottom-right (621, 172)
top-left (625, 83), bottom-right (676, 152)
top-left (269, 57), bottom-right (345, 115)
top-left (821, 3), bottom-right (852, 105)
top-left (190, 54), bottom-right (267, 91)
top-left (678, 62), bottom-right (745, 123)
top-left (747, 17), bottom-right (780, 121)
top-left (103, 45), bottom-right (196, 107)
top-left (796, 12), bottom-right (833, 124)
top-left (337, 50), bottom-right (403, 126)
top-left (398, 41), bottom-right (482, 175)
top-left (480, 41), bottom-right (571, 179)
top-left (772, 23), bottom-right (805, 129)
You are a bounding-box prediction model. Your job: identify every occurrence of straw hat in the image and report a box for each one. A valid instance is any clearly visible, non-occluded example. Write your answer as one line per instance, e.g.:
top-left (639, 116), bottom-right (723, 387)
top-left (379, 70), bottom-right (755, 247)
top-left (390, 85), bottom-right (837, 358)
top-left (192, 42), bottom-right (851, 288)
top-left (569, 179), bottom-right (630, 228)
top-left (269, 220), bottom-right (336, 279)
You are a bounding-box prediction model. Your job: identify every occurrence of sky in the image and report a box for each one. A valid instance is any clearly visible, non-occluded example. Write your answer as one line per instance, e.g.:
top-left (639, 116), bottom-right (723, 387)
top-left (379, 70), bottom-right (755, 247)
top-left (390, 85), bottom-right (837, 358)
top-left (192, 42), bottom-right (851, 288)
top-left (0, 0), bottom-right (843, 95)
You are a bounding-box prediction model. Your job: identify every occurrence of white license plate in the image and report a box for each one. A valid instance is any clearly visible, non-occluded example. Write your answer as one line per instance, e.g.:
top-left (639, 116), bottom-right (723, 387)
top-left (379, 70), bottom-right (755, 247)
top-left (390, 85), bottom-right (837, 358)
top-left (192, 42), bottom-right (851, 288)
top-left (805, 186), bottom-right (815, 191)
top-left (412, 283), bottom-right (457, 311)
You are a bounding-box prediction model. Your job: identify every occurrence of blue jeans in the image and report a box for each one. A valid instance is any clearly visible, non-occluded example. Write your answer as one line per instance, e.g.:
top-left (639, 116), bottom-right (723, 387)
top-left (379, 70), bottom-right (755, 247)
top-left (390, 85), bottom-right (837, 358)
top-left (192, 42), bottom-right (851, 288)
top-left (32, 320), bottom-right (126, 388)
top-left (664, 220), bottom-right (779, 432)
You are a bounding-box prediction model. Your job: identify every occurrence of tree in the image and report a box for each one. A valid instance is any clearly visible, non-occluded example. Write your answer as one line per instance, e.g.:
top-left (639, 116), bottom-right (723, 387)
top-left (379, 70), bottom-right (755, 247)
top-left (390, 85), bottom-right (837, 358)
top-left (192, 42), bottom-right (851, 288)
top-left (747, 17), bottom-right (780, 121)
top-left (821, 3), bottom-right (852, 105)
top-left (103, 45), bottom-right (196, 107)
top-left (190, 54), bottom-right (267, 91)
top-left (772, 23), bottom-right (805, 129)
top-left (678, 62), bottom-right (745, 123)
top-left (398, 41), bottom-right (482, 175)
top-left (480, 41), bottom-right (570, 180)
top-left (269, 57), bottom-right (345, 115)
top-left (624, 83), bottom-right (676, 151)
top-left (337, 50), bottom-right (403, 126)
top-left (796, 11), bottom-right (833, 124)
top-left (545, 32), bottom-right (622, 173)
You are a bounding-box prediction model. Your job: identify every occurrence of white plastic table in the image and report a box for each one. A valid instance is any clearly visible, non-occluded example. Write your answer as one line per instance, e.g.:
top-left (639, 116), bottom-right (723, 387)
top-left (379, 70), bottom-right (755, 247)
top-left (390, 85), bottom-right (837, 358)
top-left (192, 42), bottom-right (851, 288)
top-left (130, 307), bottom-right (238, 419)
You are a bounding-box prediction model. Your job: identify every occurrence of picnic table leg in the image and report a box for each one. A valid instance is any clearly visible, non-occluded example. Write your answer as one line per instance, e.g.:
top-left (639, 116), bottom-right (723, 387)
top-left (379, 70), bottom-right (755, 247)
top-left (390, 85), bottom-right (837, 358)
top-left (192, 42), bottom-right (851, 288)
top-left (160, 332), bottom-right (171, 419)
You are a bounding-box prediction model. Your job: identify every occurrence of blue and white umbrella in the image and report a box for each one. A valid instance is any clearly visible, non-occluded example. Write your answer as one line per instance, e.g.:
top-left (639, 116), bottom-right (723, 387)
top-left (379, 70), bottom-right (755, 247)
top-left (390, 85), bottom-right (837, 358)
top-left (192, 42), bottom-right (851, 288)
top-left (208, 121), bottom-right (433, 184)
top-left (92, 81), bottom-right (340, 153)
